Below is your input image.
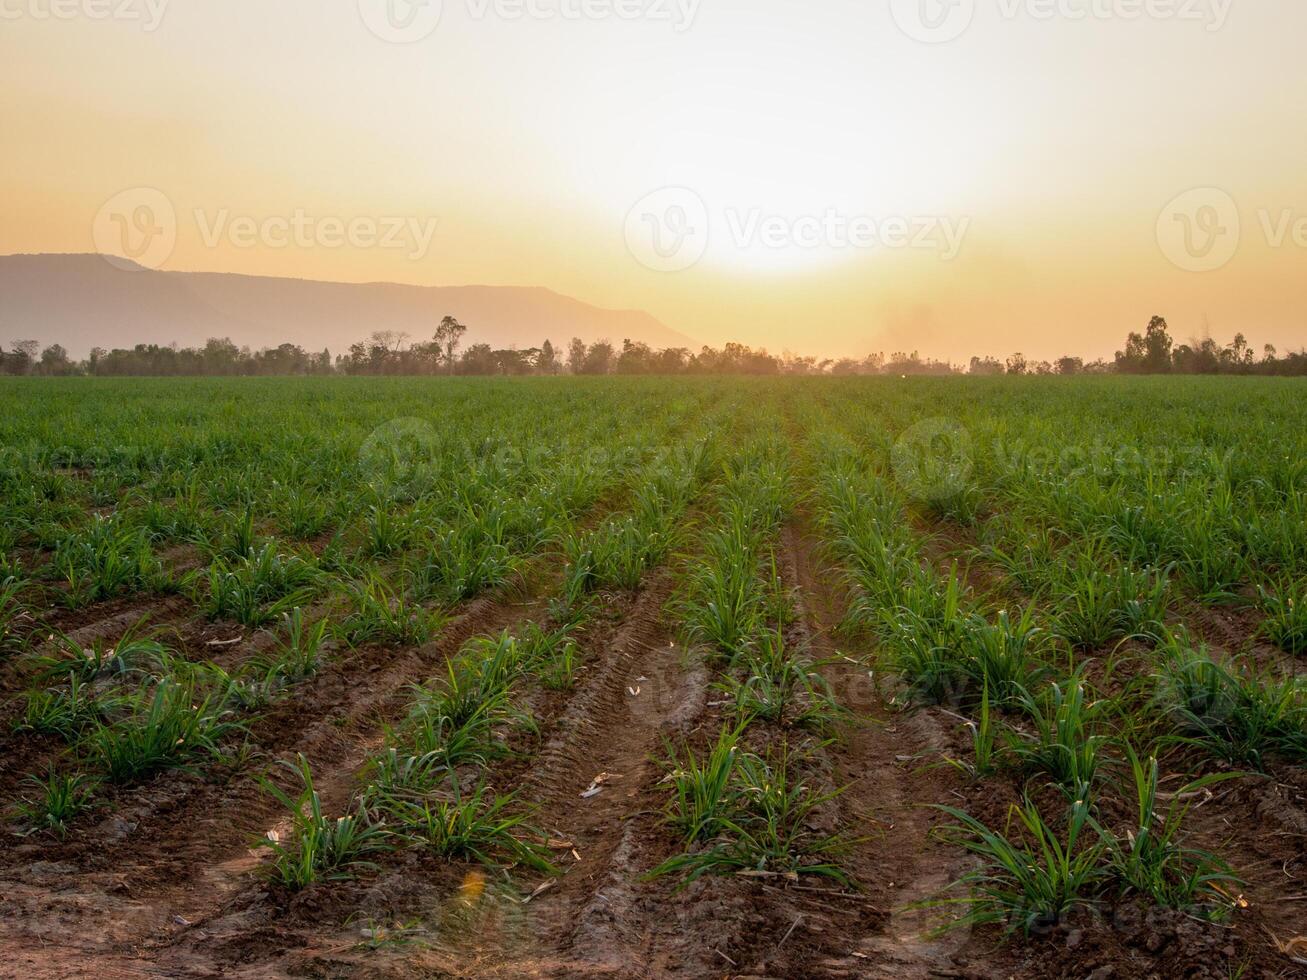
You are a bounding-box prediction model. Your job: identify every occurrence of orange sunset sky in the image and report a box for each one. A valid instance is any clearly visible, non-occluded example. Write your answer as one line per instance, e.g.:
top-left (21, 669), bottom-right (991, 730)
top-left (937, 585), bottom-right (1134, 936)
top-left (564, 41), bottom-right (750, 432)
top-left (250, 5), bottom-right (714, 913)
top-left (2, 0), bottom-right (1306, 362)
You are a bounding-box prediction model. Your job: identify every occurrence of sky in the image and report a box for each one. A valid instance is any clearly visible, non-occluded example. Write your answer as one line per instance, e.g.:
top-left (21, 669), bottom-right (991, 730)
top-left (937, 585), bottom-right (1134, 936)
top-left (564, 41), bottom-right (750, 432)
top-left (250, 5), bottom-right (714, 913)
top-left (2, 0), bottom-right (1306, 362)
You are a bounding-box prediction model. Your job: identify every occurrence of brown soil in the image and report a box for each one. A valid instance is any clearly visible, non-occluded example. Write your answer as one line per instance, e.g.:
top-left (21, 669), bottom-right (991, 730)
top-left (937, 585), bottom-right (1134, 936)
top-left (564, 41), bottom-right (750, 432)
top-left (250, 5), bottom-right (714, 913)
top-left (2, 517), bottom-right (1303, 979)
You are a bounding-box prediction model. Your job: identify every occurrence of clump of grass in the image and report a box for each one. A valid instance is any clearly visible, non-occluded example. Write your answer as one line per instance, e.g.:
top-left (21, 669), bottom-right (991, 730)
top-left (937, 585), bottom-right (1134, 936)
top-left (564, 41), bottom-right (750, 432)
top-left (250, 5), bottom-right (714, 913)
top-left (1052, 555), bottom-right (1171, 650)
top-left (53, 517), bottom-right (170, 606)
top-left (361, 502), bottom-right (412, 557)
top-left (1257, 577), bottom-right (1307, 655)
top-left (211, 504), bottom-right (259, 563)
top-left (958, 607), bottom-right (1045, 707)
top-left (651, 735), bottom-right (851, 885)
top-left (518, 622), bottom-right (582, 691)
top-left (1097, 746), bottom-right (1242, 914)
top-left (1156, 639), bottom-right (1306, 769)
top-left (1011, 672), bottom-right (1109, 796)
top-left (659, 726), bottom-right (742, 844)
top-left (15, 675), bottom-right (121, 741)
top-left (83, 679), bottom-right (244, 783)
top-left (373, 777), bottom-right (557, 874)
top-left (719, 630), bottom-right (846, 733)
top-left (0, 574), bottom-right (30, 654)
top-left (202, 543), bottom-right (319, 626)
top-left (276, 487), bottom-right (330, 540)
top-left (410, 523), bottom-right (514, 605)
top-left (945, 680), bottom-right (1005, 780)
top-left (13, 769), bottom-right (100, 838)
top-left (391, 631), bottom-right (530, 769)
top-left (677, 522), bottom-right (768, 661)
top-left (32, 618), bottom-right (169, 683)
top-left (243, 607), bottom-right (330, 688)
top-left (880, 578), bottom-right (971, 705)
top-left (258, 754), bottom-right (389, 890)
top-left (339, 574), bottom-right (444, 647)
top-left (562, 505), bottom-right (675, 596)
top-left (933, 795), bottom-right (1106, 936)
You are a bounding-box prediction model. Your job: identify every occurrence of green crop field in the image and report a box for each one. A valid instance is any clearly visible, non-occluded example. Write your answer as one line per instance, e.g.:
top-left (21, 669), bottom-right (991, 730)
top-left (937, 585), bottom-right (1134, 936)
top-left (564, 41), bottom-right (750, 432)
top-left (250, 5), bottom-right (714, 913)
top-left (1, 375), bottom-right (1304, 977)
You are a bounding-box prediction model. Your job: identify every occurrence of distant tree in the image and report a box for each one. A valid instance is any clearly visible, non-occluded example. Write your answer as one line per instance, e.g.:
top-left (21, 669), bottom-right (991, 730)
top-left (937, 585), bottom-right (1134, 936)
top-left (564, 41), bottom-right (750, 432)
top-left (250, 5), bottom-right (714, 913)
top-left (433, 316), bottom-right (467, 375)
top-left (2, 339), bottom-right (38, 374)
top-left (1116, 316), bottom-right (1172, 373)
top-left (582, 339), bottom-right (614, 375)
top-left (11, 339), bottom-right (39, 362)
top-left (1227, 332), bottom-right (1254, 368)
top-left (37, 344), bottom-right (73, 375)
top-left (617, 339), bottom-right (653, 374)
top-left (655, 347), bottom-right (690, 373)
top-left (459, 343), bottom-right (499, 375)
top-left (969, 356), bottom-right (1004, 375)
top-left (370, 330), bottom-right (407, 354)
top-left (203, 337), bottom-right (241, 375)
top-left (1055, 356), bottom-right (1083, 375)
top-left (538, 339), bottom-right (558, 375)
top-left (830, 357), bottom-right (860, 376)
top-left (1005, 352), bottom-right (1028, 375)
top-left (694, 346), bottom-right (722, 373)
top-left (567, 337), bottom-right (587, 375)
top-left (1143, 316), bottom-right (1173, 372)
top-left (496, 348), bottom-right (538, 375)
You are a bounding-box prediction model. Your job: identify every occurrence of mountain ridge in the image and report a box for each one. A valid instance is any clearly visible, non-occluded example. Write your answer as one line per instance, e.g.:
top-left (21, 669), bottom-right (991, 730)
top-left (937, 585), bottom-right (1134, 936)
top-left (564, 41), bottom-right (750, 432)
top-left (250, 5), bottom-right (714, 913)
top-left (0, 253), bottom-right (695, 357)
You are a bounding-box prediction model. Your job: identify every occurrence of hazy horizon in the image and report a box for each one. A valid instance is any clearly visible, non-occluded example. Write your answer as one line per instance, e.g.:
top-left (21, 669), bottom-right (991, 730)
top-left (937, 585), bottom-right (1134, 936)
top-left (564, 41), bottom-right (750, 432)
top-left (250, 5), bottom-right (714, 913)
top-left (4, 1), bottom-right (1306, 362)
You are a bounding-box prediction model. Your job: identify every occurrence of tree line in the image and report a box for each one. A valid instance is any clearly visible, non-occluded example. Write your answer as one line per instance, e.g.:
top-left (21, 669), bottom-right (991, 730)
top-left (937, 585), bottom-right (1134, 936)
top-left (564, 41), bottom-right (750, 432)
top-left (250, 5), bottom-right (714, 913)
top-left (2, 315), bottom-right (1304, 377)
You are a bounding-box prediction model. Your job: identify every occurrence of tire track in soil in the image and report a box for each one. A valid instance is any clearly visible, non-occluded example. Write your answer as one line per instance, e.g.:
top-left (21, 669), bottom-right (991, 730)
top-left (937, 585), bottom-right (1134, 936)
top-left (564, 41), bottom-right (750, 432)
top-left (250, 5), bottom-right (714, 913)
top-left (464, 569), bottom-right (716, 979)
top-left (0, 590), bottom-right (543, 980)
top-left (178, 568), bottom-right (705, 979)
top-left (776, 522), bottom-right (979, 979)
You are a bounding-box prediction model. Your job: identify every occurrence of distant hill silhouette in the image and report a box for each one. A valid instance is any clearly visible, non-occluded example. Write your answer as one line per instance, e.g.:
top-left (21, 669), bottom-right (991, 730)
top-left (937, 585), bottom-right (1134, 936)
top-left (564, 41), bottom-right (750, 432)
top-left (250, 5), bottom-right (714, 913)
top-left (0, 254), bottom-right (695, 357)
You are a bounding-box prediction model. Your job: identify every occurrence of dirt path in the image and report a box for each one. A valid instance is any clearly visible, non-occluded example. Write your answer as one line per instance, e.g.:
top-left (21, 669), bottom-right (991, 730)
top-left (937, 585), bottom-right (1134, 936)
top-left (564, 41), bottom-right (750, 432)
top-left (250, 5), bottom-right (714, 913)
top-left (775, 522), bottom-right (977, 978)
top-left (423, 570), bottom-right (716, 978)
